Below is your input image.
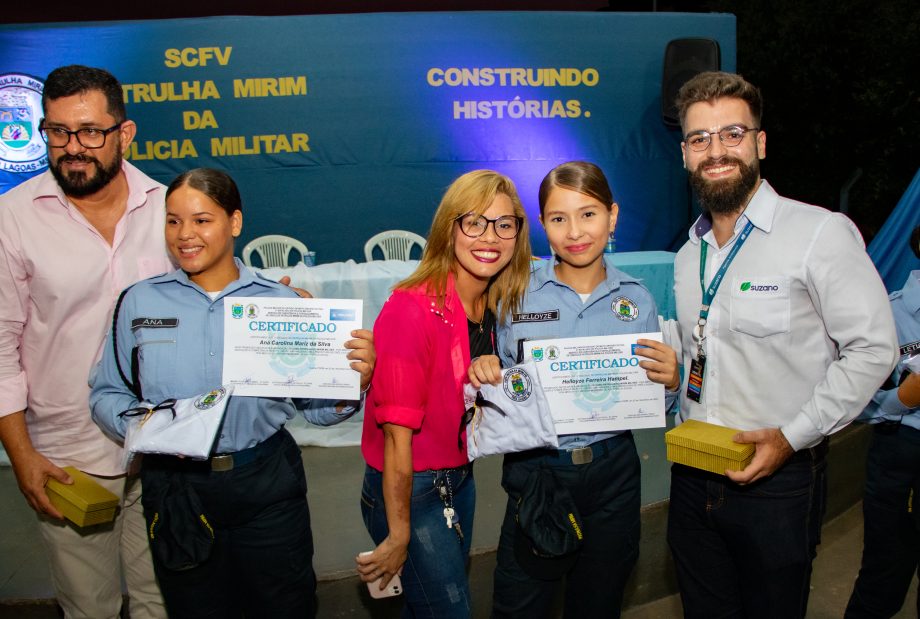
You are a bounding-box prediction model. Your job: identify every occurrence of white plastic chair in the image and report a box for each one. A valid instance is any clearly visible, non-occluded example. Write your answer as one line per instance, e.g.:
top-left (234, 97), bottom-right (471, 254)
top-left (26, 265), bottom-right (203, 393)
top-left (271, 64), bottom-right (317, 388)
top-left (241, 235), bottom-right (309, 268)
top-left (364, 230), bottom-right (427, 261)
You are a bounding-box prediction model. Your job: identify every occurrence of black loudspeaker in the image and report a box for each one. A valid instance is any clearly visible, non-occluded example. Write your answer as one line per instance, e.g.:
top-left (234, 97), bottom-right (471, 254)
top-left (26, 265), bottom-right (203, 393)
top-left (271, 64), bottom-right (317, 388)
top-left (661, 38), bottom-right (721, 127)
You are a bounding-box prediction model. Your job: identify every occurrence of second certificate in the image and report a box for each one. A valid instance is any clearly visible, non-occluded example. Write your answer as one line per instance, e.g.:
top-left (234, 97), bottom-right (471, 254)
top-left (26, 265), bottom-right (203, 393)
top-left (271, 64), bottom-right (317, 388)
top-left (527, 333), bottom-right (665, 434)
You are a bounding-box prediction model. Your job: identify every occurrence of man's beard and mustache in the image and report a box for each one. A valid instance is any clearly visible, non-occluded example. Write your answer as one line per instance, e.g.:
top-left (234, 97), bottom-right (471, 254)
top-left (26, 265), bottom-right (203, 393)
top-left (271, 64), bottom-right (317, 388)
top-left (50, 151), bottom-right (122, 198)
top-left (689, 155), bottom-right (760, 215)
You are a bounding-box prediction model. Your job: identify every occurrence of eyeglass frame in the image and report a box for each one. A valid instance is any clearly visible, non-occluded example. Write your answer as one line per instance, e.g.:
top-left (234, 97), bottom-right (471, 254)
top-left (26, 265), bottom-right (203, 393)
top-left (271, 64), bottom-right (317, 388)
top-left (454, 213), bottom-right (524, 240)
top-left (682, 125), bottom-right (760, 152)
top-left (38, 121), bottom-right (124, 149)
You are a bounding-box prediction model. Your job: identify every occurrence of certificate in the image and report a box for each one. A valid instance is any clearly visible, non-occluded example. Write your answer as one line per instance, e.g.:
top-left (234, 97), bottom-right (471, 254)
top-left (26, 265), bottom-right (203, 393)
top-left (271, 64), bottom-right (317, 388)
top-left (526, 333), bottom-right (665, 434)
top-left (222, 297), bottom-right (363, 399)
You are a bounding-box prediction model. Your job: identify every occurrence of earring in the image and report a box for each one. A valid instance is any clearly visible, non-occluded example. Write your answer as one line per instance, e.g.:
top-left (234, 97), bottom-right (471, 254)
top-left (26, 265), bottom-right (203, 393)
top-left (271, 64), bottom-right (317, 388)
top-left (605, 233), bottom-right (616, 254)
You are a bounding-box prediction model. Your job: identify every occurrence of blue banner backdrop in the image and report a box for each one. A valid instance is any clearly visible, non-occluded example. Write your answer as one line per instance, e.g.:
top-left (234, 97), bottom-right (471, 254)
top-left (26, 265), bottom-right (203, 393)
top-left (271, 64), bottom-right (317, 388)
top-left (0, 12), bottom-right (736, 262)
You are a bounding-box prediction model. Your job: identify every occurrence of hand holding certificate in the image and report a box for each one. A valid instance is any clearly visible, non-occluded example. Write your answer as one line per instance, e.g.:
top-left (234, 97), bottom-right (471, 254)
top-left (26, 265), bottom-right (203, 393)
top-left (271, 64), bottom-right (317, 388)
top-left (223, 297), bottom-right (363, 399)
top-left (526, 332), bottom-right (666, 434)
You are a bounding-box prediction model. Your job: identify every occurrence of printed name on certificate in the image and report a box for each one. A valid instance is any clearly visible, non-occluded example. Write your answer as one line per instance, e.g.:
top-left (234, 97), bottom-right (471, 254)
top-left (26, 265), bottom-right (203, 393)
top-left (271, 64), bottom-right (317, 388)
top-left (222, 297), bottom-right (363, 400)
top-left (527, 332), bottom-right (666, 434)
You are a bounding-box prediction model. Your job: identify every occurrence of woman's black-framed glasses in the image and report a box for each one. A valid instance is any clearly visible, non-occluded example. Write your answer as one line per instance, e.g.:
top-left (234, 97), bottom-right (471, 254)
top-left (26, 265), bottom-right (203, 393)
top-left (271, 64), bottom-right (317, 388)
top-left (455, 213), bottom-right (522, 240)
top-left (39, 122), bottom-right (123, 149)
top-left (683, 125), bottom-right (759, 152)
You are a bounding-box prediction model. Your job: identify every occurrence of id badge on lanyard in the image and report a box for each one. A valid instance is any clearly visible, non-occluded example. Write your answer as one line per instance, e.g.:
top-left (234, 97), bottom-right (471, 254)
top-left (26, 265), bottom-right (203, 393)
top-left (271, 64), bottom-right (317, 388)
top-left (688, 220), bottom-right (754, 403)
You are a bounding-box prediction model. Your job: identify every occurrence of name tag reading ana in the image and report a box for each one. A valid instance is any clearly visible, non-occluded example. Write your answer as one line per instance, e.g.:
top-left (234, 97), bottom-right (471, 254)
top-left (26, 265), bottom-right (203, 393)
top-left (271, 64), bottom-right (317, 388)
top-left (131, 318), bottom-right (178, 329)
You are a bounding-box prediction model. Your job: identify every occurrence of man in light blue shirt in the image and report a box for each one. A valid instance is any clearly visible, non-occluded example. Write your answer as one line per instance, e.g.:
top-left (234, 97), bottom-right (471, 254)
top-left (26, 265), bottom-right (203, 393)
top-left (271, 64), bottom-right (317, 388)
top-left (846, 227), bottom-right (920, 618)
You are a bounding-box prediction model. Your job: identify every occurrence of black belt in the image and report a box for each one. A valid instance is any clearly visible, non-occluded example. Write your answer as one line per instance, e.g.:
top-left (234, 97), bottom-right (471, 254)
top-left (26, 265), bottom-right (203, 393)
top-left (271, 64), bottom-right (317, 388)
top-left (516, 432), bottom-right (631, 466)
top-left (147, 428), bottom-right (287, 472)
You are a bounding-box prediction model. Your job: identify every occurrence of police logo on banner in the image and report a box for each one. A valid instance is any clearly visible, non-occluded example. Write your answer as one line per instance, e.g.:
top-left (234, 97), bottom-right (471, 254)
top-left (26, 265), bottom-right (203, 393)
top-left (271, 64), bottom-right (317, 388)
top-left (194, 387), bottom-right (228, 410)
top-left (0, 74), bottom-right (47, 174)
top-left (612, 296), bottom-right (639, 321)
top-left (503, 367), bottom-right (533, 403)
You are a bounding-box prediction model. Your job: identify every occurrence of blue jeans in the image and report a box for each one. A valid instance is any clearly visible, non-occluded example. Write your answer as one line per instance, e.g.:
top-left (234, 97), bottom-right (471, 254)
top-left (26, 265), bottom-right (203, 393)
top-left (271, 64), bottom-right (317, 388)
top-left (361, 464), bottom-right (475, 618)
top-left (846, 424), bottom-right (920, 618)
top-left (492, 433), bottom-right (641, 619)
top-left (667, 443), bottom-right (828, 619)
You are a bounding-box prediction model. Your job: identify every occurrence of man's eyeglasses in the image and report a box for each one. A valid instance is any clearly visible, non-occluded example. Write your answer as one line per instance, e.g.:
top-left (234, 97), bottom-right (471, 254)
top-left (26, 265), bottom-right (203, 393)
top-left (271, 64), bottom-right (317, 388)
top-left (39, 122), bottom-right (123, 149)
top-left (455, 213), bottom-right (522, 240)
top-left (683, 125), bottom-right (759, 152)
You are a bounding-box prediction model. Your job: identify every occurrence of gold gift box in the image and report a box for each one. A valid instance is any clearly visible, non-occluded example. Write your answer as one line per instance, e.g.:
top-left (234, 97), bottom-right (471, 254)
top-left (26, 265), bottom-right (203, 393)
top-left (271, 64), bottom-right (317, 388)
top-left (45, 467), bottom-right (119, 527)
top-left (665, 419), bottom-right (755, 475)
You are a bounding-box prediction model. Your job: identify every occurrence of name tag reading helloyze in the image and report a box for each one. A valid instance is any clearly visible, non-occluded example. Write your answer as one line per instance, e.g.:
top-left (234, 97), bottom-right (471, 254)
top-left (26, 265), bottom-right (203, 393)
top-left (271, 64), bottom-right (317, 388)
top-left (512, 310), bottom-right (560, 323)
top-left (131, 318), bottom-right (179, 330)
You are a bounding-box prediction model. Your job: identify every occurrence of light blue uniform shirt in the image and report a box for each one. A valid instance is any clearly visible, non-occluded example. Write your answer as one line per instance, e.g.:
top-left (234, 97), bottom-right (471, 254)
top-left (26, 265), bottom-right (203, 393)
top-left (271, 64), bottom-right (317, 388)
top-left (857, 270), bottom-right (920, 429)
top-left (496, 256), bottom-right (677, 449)
top-left (90, 260), bottom-right (359, 452)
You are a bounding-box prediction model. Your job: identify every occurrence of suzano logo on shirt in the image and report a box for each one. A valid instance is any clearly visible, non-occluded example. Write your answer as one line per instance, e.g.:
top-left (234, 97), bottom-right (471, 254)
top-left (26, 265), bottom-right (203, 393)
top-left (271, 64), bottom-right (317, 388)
top-left (739, 281), bottom-right (779, 292)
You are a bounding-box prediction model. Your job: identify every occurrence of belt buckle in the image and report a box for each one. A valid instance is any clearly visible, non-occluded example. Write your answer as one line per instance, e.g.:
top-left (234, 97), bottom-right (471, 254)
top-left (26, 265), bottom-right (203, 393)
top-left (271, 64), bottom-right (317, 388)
top-left (570, 446), bottom-right (593, 465)
top-left (211, 454), bottom-right (234, 472)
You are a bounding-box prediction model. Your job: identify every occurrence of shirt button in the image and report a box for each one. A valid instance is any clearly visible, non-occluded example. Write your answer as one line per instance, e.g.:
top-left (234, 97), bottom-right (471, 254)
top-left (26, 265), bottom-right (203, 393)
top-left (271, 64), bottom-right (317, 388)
top-left (209, 351), bottom-right (215, 356)
top-left (209, 307), bottom-right (214, 312)
top-left (578, 313), bottom-right (583, 319)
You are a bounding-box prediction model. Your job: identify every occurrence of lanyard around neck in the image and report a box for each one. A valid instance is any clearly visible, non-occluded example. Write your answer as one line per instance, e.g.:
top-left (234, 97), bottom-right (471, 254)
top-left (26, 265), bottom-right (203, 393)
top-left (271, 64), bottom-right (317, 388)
top-left (693, 219), bottom-right (756, 359)
top-left (698, 219), bottom-right (755, 321)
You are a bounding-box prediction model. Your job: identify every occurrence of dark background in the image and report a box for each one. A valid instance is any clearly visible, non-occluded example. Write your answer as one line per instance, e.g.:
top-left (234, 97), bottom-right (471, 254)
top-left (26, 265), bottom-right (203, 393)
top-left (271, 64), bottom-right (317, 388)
top-left (6, 0), bottom-right (918, 243)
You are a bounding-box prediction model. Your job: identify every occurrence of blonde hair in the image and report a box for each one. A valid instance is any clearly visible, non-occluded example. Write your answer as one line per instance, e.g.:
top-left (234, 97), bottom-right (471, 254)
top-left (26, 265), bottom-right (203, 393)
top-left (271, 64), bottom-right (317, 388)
top-left (397, 170), bottom-right (532, 323)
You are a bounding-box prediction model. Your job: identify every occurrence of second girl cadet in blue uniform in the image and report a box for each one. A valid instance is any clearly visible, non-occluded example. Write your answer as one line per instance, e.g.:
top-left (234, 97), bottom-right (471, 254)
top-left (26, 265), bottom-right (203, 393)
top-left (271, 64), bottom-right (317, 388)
top-left (469, 161), bottom-right (679, 618)
top-left (90, 168), bottom-right (375, 618)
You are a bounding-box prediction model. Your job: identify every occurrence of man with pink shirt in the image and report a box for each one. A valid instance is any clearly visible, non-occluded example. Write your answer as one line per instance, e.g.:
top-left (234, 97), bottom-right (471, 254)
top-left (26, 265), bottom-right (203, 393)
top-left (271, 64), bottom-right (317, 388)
top-left (0, 65), bottom-right (168, 618)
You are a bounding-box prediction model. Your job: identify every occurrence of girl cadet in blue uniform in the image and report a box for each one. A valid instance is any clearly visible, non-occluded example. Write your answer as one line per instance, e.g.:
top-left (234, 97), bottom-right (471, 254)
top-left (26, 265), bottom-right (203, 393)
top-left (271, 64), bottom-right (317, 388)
top-left (469, 161), bottom-right (680, 619)
top-left (89, 168), bottom-right (375, 619)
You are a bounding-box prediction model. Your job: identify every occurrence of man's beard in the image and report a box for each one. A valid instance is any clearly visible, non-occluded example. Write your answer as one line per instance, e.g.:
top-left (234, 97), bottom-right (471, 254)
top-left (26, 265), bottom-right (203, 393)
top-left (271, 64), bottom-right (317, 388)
top-left (50, 151), bottom-right (122, 198)
top-left (689, 155), bottom-right (760, 215)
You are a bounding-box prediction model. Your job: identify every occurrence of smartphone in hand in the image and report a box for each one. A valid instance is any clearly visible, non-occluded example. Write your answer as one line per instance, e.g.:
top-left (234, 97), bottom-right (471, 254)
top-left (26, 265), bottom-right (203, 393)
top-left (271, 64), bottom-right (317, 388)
top-left (359, 551), bottom-right (403, 598)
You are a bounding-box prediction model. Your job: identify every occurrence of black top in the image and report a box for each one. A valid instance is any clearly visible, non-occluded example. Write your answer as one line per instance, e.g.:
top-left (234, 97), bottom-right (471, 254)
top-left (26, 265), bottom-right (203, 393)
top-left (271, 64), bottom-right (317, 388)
top-left (468, 308), bottom-right (496, 359)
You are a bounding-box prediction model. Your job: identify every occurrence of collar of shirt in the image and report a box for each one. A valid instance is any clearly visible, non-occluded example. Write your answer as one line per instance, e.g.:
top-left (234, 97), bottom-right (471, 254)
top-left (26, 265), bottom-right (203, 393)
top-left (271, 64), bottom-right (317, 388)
top-left (901, 270), bottom-right (920, 316)
top-left (33, 160), bottom-right (162, 217)
top-left (151, 259), bottom-right (283, 300)
top-left (688, 179), bottom-right (778, 247)
top-left (529, 254), bottom-right (640, 299)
